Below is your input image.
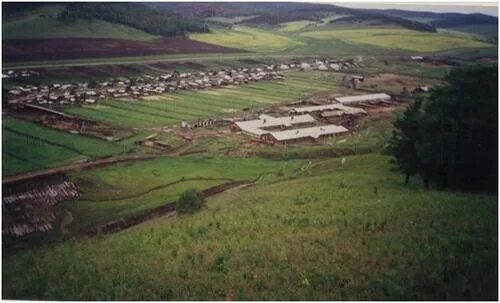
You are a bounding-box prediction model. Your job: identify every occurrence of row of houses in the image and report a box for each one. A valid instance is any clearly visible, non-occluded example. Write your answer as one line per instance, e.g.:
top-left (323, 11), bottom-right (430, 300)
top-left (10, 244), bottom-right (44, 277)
top-left (6, 58), bottom-right (357, 107)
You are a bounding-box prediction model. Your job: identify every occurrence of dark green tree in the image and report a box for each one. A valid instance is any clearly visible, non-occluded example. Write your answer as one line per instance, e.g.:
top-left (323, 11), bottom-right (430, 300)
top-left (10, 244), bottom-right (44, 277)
top-left (176, 189), bottom-right (206, 214)
top-left (389, 65), bottom-right (497, 192)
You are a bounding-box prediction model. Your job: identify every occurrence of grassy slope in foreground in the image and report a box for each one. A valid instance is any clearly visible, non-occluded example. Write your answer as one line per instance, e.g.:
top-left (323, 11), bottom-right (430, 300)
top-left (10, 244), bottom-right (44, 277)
top-left (2, 5), bottom-right (158, 41)
top-left (3, 154), bottom-right (496, 300)
top-left (300, 28), bottom-right (493, 52)
top-left (65, 156), bottom-right (305, 231)
top-left (190, 26), bottom-right (305, 52)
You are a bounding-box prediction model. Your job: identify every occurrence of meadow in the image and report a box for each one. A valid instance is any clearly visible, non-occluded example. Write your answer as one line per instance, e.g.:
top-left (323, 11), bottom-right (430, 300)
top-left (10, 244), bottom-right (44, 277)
top-left (300, 28), bottom-right (493, 52)
top-left (3, 154), bottom-right (496, 300)
top-left (64, 156), bottom-right (306, 231)
top-left (61, 71), bottom-right (341, 128)
top-left (2, 118), bottom-right (132, 176)
top-left (190, 26), bottom-right (305, 52)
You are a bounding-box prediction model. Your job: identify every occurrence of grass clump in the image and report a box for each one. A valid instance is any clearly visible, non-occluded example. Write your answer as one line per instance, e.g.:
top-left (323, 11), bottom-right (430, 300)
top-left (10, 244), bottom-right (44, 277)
top-left (176, 189), bottom-right (206, 214)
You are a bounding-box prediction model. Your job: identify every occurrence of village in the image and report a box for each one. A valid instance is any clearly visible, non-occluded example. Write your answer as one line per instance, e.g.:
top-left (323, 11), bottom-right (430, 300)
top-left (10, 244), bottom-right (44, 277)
top-left (6, 59), bottom-right (360, 107)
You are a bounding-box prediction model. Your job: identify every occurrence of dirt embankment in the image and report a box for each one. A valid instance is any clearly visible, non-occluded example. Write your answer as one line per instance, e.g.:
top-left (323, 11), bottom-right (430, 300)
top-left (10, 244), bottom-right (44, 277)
top-left (3, 37), bottom-right (245, 62)
top-left (86, 180), bottom-right (250, 235)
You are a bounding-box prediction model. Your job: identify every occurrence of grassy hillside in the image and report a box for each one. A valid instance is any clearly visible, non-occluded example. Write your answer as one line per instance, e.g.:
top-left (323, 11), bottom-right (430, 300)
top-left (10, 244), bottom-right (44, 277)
top-left (300, 28), bottom-right (492, 52)
top-left (3, 154), bottom-right (496, 300)
top-left (2, 5), bottom-right (158, 41)
top-left (190, 26), bottom-right (305, 52)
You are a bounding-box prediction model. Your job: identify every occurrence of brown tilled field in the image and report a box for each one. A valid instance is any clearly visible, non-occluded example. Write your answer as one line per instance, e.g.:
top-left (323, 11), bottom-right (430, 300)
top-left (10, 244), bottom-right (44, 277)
top-left (3, 37), bottom-right (245, 62)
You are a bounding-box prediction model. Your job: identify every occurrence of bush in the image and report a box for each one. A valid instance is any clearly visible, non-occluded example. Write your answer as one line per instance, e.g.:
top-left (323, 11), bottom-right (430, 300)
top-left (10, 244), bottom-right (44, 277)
top-left (176, 189), bottom-right (206, 214)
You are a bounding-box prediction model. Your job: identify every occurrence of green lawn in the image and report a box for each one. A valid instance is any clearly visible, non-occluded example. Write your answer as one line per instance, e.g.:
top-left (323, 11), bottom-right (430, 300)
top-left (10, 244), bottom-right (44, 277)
top-left (300, 28), bottom-right (493, 52)
top-left (2, 118), bottom-right (132, 176)
top-left (3, 153), bottom-right (496, 300)
top-left (190, 26), bottom-right (305, 52)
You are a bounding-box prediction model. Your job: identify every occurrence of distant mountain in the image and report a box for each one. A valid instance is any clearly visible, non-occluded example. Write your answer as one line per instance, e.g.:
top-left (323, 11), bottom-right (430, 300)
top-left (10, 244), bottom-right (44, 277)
top-left (149, 2), bottom-right (437, 32)
top-left (379, 9), bottom-right (498, 28)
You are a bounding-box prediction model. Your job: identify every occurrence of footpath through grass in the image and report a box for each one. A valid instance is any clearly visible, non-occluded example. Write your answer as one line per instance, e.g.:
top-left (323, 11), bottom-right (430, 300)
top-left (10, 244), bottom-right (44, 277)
top-left (3, 153), bottom-right (497, 300)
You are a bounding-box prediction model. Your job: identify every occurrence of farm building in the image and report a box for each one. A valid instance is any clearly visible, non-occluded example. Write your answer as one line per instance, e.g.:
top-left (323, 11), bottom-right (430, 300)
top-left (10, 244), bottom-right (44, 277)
top-left (335, 93), bottom-right (391, 104)
top-left (290, 103), bottom-right (366, 115)
top-left (262, 125), bottom-right (348, 143)
top-left (232, 114), bottom-right (315, 138)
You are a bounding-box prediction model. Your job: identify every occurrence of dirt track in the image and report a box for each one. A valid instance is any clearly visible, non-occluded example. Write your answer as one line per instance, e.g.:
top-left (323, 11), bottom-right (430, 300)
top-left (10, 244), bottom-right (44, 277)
top-left (2, 153), bottom-right (171, 185)
top-left (3, 37), bottom-right (244, 62)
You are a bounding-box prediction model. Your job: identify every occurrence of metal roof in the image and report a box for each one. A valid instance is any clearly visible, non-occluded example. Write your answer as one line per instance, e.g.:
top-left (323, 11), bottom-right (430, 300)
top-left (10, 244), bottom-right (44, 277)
top-left (291, 103), bottom-right (366, 115)
top-left (335, 93), bottom-right (391, 104)
top-left (235, 114), bottom-right (315, 137)
top-left (271, 124), bottom-right (348, 141)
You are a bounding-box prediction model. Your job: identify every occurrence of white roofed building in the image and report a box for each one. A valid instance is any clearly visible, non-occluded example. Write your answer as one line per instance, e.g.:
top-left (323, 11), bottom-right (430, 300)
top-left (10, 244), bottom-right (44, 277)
top-left (232, 114), bottom-right (316, 138)
top-left (262, 125), bottom-right (348, 143)
top-left (335, 93), bottom-right (391, 104)
top-left (290, 103), bottom-right (366, 115)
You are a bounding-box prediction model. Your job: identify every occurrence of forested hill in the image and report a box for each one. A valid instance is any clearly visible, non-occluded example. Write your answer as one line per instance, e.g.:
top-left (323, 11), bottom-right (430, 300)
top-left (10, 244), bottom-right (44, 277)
top-left (59, 3), bottom-right (209, 37)
top-left (3, 2), bottom-right (210, 38)
top-left (150, 2), bottom-right (436, 32)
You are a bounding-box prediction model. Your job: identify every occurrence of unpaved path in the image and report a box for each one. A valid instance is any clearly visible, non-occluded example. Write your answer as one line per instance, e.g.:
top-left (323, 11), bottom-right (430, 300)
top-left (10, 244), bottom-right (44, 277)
top-left (3, 153), bottom-right (171, 185)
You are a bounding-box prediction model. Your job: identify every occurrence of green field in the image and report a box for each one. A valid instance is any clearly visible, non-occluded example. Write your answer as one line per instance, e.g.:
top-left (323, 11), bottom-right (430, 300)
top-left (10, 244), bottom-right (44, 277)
top-left (3, 153), bottom-right (496, 300)
top-left (190, 26), bottom-right (305, 52)
top-left (278, 20), bottom-right (316, 32)
top-left (3, 5), bottom-right (157, 41)
top-left (65, 156), bottom-right (305, 231)
top-left (300, 28), bottom-right (493, 52)
top-left (2, 118), bottom-right (132, 176)
top-left (61, 71), bottom-right (341, 128)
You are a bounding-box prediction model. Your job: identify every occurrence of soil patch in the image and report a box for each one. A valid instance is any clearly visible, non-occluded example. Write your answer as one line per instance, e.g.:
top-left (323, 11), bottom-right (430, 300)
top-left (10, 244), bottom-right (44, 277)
top-left (3, 37), bottom-right (245, 62)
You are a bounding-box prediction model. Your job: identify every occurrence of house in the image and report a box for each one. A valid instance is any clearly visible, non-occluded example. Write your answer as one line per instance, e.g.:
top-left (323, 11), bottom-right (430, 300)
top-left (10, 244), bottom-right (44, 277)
top-left (335, 93), bottom-right (391, 104)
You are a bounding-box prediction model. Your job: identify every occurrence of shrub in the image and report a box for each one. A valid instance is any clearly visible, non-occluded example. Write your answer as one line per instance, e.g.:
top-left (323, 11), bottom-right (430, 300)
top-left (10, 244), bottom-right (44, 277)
top-left (176, 189), bottom-right (206, 214)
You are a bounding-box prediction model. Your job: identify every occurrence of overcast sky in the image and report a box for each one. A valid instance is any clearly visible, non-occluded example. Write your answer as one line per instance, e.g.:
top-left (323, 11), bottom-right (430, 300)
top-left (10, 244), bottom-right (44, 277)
top-left (333, 2), bottom-right (498, 16)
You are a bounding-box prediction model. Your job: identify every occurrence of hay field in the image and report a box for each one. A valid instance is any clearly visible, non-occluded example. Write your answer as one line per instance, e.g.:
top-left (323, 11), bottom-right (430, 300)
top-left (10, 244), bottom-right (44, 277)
top-left (190, 26), bottom-right (305, 52)
top-left (300, 28), bottom-right (492, 52)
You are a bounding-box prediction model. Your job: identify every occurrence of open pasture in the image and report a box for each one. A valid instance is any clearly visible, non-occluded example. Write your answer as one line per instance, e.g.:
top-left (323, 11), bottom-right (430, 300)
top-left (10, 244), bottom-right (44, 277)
top-left (61, 71), bottom-right (340, 128)
top-left (190, 26), bottom-right (305, 52)
top-left (4, 154), bottom-right (496, 300)
top-left (300, 28), bottom-right (493, 52)
top-left (66, 156), bottom-right (306, 231)
top-left (2, 118), bottom-right (131, 176)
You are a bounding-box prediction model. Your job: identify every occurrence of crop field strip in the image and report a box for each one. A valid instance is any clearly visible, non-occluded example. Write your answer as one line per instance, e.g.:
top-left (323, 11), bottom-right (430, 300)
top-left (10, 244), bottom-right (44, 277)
top-left (60, 72), bottom-right (338, 128)
top-left (2, 118), bottom-right (130, 176)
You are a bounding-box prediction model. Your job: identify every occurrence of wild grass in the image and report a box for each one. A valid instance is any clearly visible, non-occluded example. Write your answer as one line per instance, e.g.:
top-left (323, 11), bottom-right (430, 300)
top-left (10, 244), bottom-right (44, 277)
top-left (64, 156), bottom-right (305, 230)
top-left (3, 154), bottom-right (496, 300)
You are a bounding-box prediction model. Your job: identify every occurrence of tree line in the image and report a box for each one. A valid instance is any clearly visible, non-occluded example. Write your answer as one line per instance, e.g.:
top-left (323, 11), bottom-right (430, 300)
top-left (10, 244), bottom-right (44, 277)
top-left (58, 3), bottom-right (209, 37)
top-left (389, 65), bottom-right (497, 192)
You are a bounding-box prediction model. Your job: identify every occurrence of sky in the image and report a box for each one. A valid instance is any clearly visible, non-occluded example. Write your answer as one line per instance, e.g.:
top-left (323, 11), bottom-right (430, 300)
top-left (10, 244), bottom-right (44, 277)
top-left (332, 2), bottom-right (498, 16)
